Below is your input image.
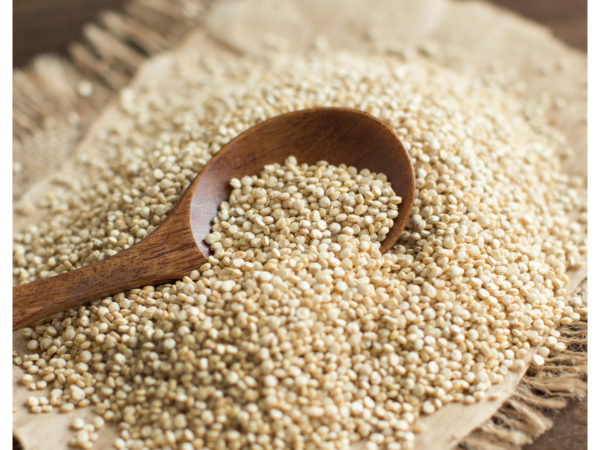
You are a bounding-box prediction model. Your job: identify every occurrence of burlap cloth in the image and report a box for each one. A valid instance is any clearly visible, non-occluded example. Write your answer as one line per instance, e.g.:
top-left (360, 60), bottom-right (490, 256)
top-left (13, 0), bottom-right (587, 448)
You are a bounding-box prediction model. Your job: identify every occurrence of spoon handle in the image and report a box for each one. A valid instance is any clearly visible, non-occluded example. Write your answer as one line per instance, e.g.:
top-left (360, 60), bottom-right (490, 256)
top-left (13, 222), bottom-right (206, 331)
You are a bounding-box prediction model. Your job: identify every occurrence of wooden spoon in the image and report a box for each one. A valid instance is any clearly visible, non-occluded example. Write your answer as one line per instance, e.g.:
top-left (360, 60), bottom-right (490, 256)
top-left (13, 107), bottom-right (415, 330)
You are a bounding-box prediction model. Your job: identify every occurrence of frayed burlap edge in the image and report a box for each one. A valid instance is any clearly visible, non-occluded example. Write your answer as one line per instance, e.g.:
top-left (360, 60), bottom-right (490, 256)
top-left (458, 279), bottom-right (587, 450)
top-left (13, 0), bottom-right (215, 201)
top-left (13, 1), bottom-right (588, 448)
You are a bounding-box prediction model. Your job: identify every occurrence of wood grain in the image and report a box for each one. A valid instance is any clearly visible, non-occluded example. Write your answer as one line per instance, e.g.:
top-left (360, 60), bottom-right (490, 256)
top-left (524, 398), bottom-right (588, 450)
top-left (484, 0), bottom-right (587, 51)
top-left (12, 0), bottom-right (587, 68)
top-left (188, 107), bottom-right (415, 256)
top-left (13, 0), bottom-right (127, 67)
top-left (13, 107), bottom-right (415, 331)
top-left (12, 198), bottom-right (206, 330)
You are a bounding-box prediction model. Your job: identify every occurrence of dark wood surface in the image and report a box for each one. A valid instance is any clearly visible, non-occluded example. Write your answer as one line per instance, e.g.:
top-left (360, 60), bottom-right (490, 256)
top-left (13, 107), bottom-right (415, 331)
top-left (524, 398), bottom-right (588, 450)
top-left (483, 0), bottom-right (587, 51)
top-left (12, 0), bottom-right (587, 448)
top-left (13, 0), bottom-right (127, 67)
top-left (13, 0), bottom-right (586, 68)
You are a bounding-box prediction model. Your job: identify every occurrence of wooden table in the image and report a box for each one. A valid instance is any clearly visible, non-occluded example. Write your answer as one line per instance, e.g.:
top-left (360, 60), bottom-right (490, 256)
top-left (13, 0), bottom-right (587, 67)
top-left (12, 1), bottom-right (587, 448)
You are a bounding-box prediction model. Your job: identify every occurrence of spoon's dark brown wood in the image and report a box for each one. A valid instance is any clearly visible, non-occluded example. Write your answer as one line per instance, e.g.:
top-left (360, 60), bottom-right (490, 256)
top-left (13, 107), bottom-right (415, 330)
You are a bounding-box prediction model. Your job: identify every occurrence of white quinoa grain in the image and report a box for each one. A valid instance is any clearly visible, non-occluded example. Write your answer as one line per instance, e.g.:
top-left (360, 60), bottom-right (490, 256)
top-left (71, 418), bottom-right (85, 430)
top-left (532, 354), bottom-right (545, 367)
top-left (13, 49), bottom-right (586, 449)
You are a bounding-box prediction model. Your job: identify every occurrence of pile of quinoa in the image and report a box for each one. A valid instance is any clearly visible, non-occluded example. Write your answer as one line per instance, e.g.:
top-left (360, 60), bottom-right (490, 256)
top-left (13, 50), bottom-right (586, 449)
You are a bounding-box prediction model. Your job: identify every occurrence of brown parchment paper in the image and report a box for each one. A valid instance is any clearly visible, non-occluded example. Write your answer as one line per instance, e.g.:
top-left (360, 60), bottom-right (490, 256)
top-left (13, 0), bottom-right (587, 448)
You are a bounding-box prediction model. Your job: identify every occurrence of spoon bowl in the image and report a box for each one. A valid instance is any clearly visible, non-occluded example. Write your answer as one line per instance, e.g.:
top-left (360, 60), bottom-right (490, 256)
top-left (13, 107), bottom-right (414, 330)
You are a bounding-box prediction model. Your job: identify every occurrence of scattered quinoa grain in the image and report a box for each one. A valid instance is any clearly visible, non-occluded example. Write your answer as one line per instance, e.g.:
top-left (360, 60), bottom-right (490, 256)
top-left (13, 49), bottom-right (586, 449)
top-left (71, 418), bottom-right (85, 430)
top-left (532, 354), bottom-right (545, 367)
